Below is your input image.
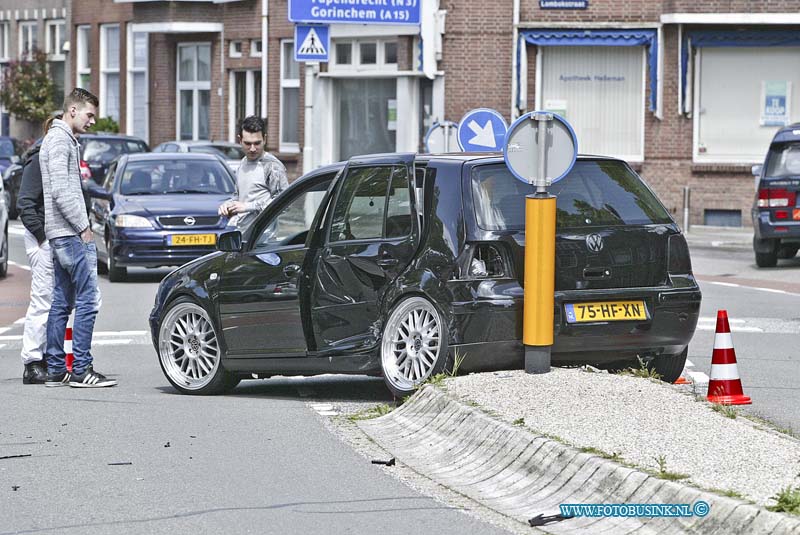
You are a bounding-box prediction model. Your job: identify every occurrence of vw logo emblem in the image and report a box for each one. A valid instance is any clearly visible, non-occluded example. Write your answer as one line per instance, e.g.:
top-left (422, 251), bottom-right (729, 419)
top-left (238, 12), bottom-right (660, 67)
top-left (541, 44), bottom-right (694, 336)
top-left (586, 234), bottom-right (604, 252)
top-left (183, 216), bottom-right (196, 226)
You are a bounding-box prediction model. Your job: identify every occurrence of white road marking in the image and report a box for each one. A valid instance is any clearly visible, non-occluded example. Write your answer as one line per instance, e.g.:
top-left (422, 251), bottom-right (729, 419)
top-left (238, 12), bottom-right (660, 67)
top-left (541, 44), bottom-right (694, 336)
top-left (685, 359), bottom-right (695, 368)
top-left (0, 344), bottom-right (5, 349)
top-left (14, 317), bottom-right (26, 324)
top-left (708, 281), bottom-right (740, 287)
top-left (706, 281), bottom-right (800, 298)
top-left (8, 260), bottom-right (31, 271)
top-left (94, 339), bottom-right (132, 345)
top-left (0, 330), bottom-right (148, 341)
top-left (8, 226), bottom-right (25, 236)
top-left (310, 403), bottom-right (338, 416)
top-left (688, 371), bottom-right (710, 385)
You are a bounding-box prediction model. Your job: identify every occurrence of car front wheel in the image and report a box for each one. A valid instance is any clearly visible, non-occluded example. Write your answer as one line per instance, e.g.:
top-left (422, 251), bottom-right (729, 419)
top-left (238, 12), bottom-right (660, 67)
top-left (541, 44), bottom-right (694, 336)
top-left (157, 297), bottom-right (240, 395)
top-left (105, 236), bottom-right (127, 281)
top-left (380, 296), bottom-right (450, 398)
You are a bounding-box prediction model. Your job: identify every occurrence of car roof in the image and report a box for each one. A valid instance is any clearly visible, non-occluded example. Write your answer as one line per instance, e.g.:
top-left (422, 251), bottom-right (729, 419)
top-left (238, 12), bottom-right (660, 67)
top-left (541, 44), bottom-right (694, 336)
top-left (80, 132), bottom-right (146, 141)
top-left (159, 140), bottom-right (240, 147)
top-left (124, 152), bottom-right (222, 162)
top-left (348, 152), bottom-right (621, 167)
top-left (772, 124), bottom-right (800, 143)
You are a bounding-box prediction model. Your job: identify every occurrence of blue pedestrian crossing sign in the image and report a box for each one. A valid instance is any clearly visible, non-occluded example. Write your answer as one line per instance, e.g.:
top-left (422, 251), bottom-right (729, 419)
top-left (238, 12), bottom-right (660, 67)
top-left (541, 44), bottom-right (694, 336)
top-left (294, 25), bottom-right (329, 62)
top-left (457, 108), bottom-right (508, 152)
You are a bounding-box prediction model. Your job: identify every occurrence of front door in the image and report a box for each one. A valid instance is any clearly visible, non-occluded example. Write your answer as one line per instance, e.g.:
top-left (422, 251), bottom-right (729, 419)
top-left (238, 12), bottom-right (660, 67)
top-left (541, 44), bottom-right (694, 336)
top-left (309, 158), bottom-right (417, 354)
top-left (218, 175), bottom-right (333, 356)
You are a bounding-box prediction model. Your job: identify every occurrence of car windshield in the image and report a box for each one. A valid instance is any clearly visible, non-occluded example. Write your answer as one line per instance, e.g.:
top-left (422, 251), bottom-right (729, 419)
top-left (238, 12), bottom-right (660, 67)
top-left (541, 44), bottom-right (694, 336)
top-left (188, 144), bottom-right (245, 160)
top-left (0, 139), bottom-right (15, 157)
top-left (472, 160), bottom-right (673, 230)
top-left (119, 159), bottom-right (235, 195)
top-left (82, 139), bottom-right (147, 164)
top-left (764, 142), bottom-right (800, 178)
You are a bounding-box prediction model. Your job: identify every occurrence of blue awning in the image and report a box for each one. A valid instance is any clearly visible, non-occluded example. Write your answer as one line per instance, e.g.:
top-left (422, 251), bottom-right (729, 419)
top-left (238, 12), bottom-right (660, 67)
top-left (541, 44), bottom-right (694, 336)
top-left (518, 29), bottom-right (659, 112)
top-left (681, 30), bottom-right (800, 114)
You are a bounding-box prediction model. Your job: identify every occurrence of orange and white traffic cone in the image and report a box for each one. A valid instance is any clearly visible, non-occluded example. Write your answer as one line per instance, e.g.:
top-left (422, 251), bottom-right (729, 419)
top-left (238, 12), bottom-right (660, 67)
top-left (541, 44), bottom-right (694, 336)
top-left (707, 310), bottom-right (751, 405)
top-left (65, 327), bottom-right (74, 373)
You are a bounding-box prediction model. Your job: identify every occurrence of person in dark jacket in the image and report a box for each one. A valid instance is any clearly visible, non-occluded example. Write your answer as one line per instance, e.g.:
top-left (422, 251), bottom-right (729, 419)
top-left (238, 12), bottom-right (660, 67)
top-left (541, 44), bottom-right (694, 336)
top-left (16, 134), bottom-right (52, 384)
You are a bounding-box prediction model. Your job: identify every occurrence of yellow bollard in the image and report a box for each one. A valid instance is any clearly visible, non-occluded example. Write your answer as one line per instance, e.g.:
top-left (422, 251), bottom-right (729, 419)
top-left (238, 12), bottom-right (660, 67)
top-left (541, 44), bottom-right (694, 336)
top-left (523, 193), bottom-right (556, 371)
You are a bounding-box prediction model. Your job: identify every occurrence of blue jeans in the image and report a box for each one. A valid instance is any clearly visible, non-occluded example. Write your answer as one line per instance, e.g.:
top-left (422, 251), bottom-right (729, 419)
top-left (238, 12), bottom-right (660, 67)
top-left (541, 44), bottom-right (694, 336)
top-left (46, 236), bottom-right (100, 376)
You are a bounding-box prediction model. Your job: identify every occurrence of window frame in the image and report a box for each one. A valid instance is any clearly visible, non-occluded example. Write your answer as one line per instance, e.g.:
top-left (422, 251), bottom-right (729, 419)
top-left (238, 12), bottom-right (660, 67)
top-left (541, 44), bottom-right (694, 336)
top-left (126, 28), bottom-right (149, 143)
top-left (45, 19), bottom-right (66, 60)
top-left (0, 22), bottom-right (10, 61)
top-left (75, 25), bottom-right (91, 90)
top-left (99, 23), bottom-right (121, 121)
top-left (280, 39), bottom-right (300, 154)
top-left (228, 68), bottom-right (261, 142)
top-left (330, 38), bottom-right (398, 73)
top-left (18, 21), bottom-right (37, 60)
top-left (229, 40), bottom-right (242, 58)
top-left (250, 39), bottom-right (262, 57)
top-left (176, 42), bottom-right (212, 141)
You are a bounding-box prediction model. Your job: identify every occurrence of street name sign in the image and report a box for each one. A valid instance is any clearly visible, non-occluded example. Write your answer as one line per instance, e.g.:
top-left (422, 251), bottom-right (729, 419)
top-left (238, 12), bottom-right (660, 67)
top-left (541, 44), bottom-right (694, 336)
top-left (503, 111), bottom-right (577, 185)
top-left (295, 25), bottom-right (330, 62)
top-left (424, 121), bottom-right (461, 153)
top-left (289, 0), bottom-right (420, 25)
top-left (457, 108), bottom-right (508, 152)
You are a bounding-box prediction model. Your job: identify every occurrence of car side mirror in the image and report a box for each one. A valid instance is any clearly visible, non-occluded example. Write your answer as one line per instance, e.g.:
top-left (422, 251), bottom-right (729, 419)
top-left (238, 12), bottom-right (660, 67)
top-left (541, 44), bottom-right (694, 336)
top-left (218, 230), bottom-right (242, 252)
top-left (751, 164), bottom-right (762, 177)
top-left (83, 181), bottom-right (114, 201)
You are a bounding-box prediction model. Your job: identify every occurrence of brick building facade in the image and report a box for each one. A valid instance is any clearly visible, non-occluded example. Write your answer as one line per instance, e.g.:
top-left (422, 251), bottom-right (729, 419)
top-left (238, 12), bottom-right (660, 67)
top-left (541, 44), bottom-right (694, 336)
top-left (63, 0), bottom-right (800, 227)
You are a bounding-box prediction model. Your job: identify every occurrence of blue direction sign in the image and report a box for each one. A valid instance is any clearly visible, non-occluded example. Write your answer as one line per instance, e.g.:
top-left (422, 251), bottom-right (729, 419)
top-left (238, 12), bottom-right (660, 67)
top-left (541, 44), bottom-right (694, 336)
top-left (289, 0), bottom-right (420, 25)
top-left (295, 25), bottom-right (330, 62)
top-left (457, 108), bottom-right (508, 152)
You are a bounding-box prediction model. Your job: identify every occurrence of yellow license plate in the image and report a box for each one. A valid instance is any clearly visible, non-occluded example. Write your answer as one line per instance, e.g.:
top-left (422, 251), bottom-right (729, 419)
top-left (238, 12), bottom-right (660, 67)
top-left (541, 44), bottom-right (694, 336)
top-left (169, 234), bottom-right (216, 246)
top-left (564, 300), bottom-right (648, 323)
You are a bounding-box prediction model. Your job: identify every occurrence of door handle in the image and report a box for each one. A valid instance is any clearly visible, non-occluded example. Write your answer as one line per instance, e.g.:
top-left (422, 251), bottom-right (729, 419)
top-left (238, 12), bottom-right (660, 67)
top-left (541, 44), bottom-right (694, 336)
top-left (377, 257), bottom-right (399, 267)
top-left (283, 264), bottom-right (301, 277)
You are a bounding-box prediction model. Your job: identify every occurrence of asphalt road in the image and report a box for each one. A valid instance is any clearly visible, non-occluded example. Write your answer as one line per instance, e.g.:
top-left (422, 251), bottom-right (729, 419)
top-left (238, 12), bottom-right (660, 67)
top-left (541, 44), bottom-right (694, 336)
top-left (689, 246), bottom-right (800, 434)
top-left (0, 221), bottom-right (513, 535)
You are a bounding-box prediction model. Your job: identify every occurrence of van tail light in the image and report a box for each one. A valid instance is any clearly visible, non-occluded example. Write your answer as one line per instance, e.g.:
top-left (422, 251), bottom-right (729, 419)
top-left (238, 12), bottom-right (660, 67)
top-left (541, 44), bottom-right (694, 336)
top-left (79, 160), bottom-right (92, 181)
top-left (668, 234), bottom-right (692, 274)
top-left (758, 188), bottom-right (797, 208)
top-left (775, 210), bottom-right (790, 220)
top-left (462, 243), bottom-right (509, 279)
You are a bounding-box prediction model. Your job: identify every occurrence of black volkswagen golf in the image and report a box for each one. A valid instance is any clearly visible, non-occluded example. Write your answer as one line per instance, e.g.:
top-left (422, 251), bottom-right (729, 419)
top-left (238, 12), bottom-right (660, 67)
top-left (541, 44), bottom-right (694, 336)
top-left (149, 153), bottom-right (701, 396)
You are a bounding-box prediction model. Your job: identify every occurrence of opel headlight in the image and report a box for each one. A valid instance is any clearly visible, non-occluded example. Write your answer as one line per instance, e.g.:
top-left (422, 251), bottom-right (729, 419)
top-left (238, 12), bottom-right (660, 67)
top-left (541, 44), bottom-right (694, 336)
top-left (116, 214), bottom-right (154, 228)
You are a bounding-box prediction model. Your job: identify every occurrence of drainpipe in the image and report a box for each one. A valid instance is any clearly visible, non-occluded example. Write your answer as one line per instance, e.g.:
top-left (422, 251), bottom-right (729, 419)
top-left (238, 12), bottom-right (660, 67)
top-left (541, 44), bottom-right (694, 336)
top-left (302, 63), bottom-right (314, 173)
top-left (262, 0), bottom-right (268, 126)
top-left (511, 0), bottom-right (520, 120)
top-left (220, 26), bottom-right (225, 141)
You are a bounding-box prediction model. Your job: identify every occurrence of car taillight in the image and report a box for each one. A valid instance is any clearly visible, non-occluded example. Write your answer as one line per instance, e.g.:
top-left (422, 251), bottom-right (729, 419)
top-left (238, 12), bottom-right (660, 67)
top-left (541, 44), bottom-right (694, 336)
top-left (79, 160), bottom-right (92, 181)
top-left (668, 234), bottom-right (692, 274)
top-left (758, 188), bottom-right (797, 208)
top-left (775, 210), bottom-right (789, 220)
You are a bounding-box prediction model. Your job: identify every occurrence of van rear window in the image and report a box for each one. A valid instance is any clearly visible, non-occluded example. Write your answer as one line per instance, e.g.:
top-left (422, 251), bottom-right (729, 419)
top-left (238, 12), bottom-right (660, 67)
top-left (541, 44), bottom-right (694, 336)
top-left (471, 160), bottom-right (672, 230)
top-left (765, 142), bottom-right (800, 178)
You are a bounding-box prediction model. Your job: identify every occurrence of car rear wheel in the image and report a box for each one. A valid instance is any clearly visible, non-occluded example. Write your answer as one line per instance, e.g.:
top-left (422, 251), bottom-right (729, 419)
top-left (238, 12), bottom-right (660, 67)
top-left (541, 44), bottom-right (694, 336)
top-left (157, 297), bottom-right (240, 395)
top-left (755, 249), bottom-right (778, 268)
top-left (380, 296), bottom-right (450, 398)
top-left (105, 236), bottom-right (127, 282)
top-left (648, 348), bottom-right (688, 384)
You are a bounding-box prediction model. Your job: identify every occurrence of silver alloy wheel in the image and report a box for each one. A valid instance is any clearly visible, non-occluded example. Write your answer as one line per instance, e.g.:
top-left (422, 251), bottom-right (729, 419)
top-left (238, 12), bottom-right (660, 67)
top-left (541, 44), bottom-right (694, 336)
top-left (158, 302), bottom-right (221, 390)
top-left (381, 297), bottom-right (442, 393)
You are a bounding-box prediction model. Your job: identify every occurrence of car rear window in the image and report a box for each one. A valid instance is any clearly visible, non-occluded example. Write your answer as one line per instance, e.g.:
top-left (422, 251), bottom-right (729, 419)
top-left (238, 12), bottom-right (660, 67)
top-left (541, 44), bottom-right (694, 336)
top-left (764, 142), bottom-right (800, 178)
top-left (119, 159), bottom-right (235, 195)
top-left (471, 160), bottom-right (672, 230)
top-left (82, 139), bottom-right (147, 163)
top-left (188, 144), bottom-right (245, 160)
top-left (0, 139), bottom-right (15, 157)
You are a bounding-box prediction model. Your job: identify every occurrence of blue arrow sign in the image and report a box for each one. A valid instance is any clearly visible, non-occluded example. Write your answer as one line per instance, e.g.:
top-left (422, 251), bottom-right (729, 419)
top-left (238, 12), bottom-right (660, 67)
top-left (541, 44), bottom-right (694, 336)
top-left (457, 108), bottom-right (508, 152)
top-left (289, 0), bottom-right (420, 25)
top-left (295, 25), bottom-right (329, 62)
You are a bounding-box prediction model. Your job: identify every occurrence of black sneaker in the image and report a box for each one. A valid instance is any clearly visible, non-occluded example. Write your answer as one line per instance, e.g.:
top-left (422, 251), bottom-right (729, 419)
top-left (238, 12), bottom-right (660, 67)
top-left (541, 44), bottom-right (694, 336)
top-left (23, 361), bottom-right (48, 384)
top-left (44, 370), bottom-right (72, 387)
top-left (69, 367), bottom-right (117, 388)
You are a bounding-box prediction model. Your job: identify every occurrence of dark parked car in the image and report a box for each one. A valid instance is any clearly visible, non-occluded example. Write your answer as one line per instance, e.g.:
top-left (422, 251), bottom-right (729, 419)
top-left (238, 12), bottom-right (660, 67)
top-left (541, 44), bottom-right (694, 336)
top-left (150, 153), bottom-right (701, 396)
top-left (88, 152), bottom-right (235, 282)
top-left (2, 137), bottom-right (28, 220)
top-left (153, 140), bottom-right (245, 173)
top-left (751, 123), bottom-right (800, 267)
top-left (0, 171), bottom-right (8, 277)
top-left (0, 136), bottom-right (21, 175)
top-left (79, 133), bottom-right (149, 184)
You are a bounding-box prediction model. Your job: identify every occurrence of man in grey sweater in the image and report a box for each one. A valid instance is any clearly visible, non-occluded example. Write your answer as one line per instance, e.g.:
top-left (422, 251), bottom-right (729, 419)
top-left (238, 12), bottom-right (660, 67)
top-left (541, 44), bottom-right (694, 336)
top-left (40, 88), bottom-right (116, 388)
top-left (219, 115), bottom-right (288, 229)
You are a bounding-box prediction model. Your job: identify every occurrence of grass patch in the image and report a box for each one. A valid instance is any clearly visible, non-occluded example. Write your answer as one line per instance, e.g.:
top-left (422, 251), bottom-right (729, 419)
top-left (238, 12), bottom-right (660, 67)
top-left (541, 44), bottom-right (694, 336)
top-left (710, 487), bottom-right (745, 500)
top-left (579, 446), bottom-right (622, 462)
top-left (741, 413), bottom-right (798, 438)
top-left (654, 454), bottom-right (689, 481)
top-left (618, 357), bottom-right (662, 381)
top-left (711, 402), bottom-right (738, 419)
top-left (767, 486), bottom-right (800, 515)
top-left (512, 417), bottom-right (525, 426)
top-left (347, 404), bottom-right (393, 421)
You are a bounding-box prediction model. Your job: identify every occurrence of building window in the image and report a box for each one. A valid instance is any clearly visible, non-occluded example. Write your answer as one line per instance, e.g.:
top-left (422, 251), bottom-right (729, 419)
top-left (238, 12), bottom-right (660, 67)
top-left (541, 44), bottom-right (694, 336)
top-left (100, 24), bottom-right (120, 121)
top-left (280, 40), bottom-right (300, 152)
top-left (229, 40), bottom-right (242, 58)
top-left (230, 69), bottom-right (262, 140)
top-left (331, 39), bottom-right (398, 72)
top-left (694, 47), bottom-right (800, 163)
top-left (76, 25), bottom-right (91, 90)
top-left (177, 43), bottom-right (211, 140)
top-left (539, 46), bottom-right (645, 161)
top-left (250, 39), bottom-right (262, 57)
top-left (46, 20), bottom-right (65, 59)
top-left (127, 30), bottom-right (148, 142)
top-left (19, 22), bottom-right (37, 60)
top-left (0, 22), bottom-right (9, 61)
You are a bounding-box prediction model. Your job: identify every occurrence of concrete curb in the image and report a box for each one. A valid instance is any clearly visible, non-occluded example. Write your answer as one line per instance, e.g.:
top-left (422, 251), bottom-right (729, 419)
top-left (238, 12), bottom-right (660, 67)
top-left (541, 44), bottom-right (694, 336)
top-left (358, 386), bottom-right (800, 534)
